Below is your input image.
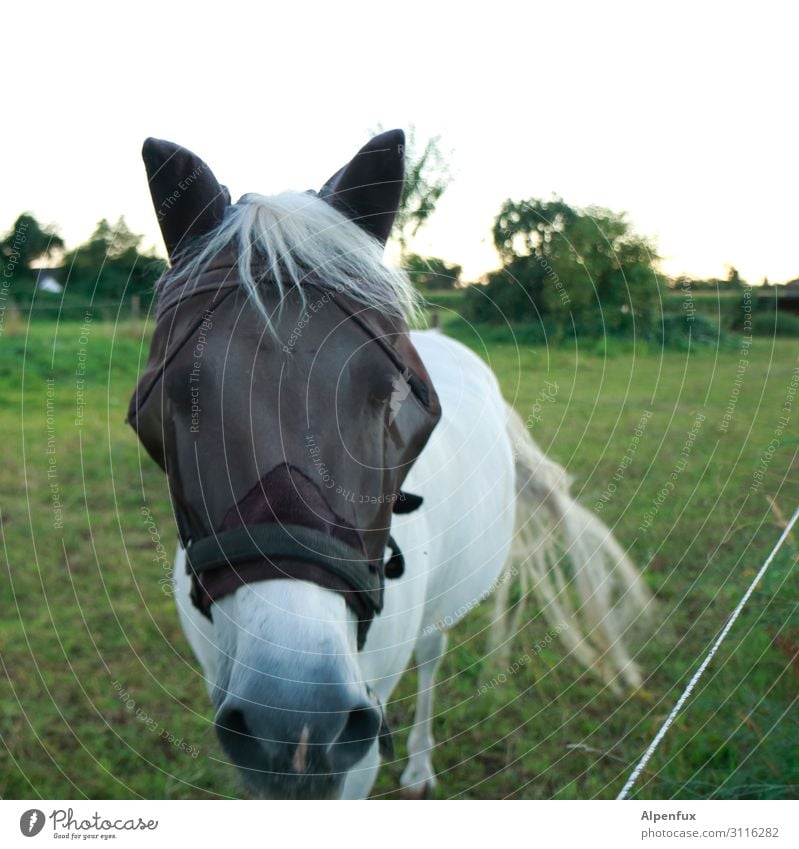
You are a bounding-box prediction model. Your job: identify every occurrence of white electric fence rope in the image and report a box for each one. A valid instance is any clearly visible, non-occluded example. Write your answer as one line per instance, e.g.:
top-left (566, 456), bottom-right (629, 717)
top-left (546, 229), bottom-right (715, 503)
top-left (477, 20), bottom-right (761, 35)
top-left (617, 503), bottom-right (799, 800)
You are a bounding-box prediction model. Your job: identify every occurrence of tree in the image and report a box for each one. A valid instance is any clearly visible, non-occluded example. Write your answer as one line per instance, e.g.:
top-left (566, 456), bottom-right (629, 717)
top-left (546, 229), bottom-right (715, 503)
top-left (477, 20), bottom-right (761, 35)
top-left (466, 197), bottom-right (659, 336)
top-left (404, 253), bottom-right (462, 290)
top-left (372, 124), bottom-right (452, 259)
top-left (726, 265), bottom-right (744, 288)
top-left (1, 213), bottom-right (64, 273)
top-left (62, 216), bottom-right (165, 301)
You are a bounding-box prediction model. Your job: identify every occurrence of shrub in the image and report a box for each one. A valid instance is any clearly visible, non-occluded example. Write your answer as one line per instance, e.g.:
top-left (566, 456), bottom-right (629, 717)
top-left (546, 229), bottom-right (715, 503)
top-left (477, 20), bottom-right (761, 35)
top-left (750, 311), bottom-right (799, 338)
top-left (651, 312), bottom-right (724, 350)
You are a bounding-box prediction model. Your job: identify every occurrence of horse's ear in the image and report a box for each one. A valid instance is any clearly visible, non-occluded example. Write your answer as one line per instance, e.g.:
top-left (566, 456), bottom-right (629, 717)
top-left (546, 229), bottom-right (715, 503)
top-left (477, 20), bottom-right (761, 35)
top-left (318, 129), bottom-right (405, 246)
top-left (142, 138), bottom-right (230, 261)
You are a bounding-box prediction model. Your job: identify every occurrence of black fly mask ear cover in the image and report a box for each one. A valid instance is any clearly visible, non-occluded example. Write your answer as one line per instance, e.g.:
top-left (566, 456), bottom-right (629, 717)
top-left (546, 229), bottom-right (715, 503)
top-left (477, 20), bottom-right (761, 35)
top-left (129, 133), bottom-right (441, 649)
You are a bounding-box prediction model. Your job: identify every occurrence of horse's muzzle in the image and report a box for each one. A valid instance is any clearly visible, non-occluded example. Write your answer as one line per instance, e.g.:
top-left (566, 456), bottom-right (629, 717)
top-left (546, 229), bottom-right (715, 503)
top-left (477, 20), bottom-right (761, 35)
top-left (214, 693), bottom-right (381, 799)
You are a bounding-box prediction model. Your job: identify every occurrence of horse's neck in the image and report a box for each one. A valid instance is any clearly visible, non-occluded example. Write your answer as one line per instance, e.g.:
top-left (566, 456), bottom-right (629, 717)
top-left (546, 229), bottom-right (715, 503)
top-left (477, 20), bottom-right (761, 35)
top-left (357, 331), bottom-right (516, 695)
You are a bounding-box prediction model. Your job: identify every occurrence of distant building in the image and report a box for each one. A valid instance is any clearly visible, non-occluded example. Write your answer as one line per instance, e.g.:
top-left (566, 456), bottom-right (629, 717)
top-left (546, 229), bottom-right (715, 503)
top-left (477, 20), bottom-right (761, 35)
top-left (35, 268), bottom-right (64, 294)
top-left (760, 278), bottom-right (799, 315)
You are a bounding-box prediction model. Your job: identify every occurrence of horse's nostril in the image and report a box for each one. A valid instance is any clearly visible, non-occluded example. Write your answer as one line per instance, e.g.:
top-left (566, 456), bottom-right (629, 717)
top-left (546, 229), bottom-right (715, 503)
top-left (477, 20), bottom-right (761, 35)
top-left (329, 704), bottom-right (381, 773)
top-left (215, 705), bottom-right (269, 774)
top-left (218, 707), bottom-right (251, 739)
top-left (342, 706), bottom-right (381, 745)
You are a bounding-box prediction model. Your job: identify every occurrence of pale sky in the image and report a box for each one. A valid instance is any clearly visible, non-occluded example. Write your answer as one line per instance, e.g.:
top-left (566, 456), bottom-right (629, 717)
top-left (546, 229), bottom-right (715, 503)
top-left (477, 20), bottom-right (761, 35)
top-left (4, 1), bottom-right (797, 284)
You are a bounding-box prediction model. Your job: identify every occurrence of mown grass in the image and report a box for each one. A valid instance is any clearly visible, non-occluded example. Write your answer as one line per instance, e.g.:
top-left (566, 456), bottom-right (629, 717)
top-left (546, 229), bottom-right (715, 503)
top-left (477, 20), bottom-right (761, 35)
top-left (0, 315), bottom-right (797, 800)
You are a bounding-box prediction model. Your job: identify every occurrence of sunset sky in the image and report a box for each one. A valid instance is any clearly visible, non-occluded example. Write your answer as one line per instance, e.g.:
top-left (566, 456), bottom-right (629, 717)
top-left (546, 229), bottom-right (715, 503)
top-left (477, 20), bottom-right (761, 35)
top-left (4, 1), bottom-right (796, 284)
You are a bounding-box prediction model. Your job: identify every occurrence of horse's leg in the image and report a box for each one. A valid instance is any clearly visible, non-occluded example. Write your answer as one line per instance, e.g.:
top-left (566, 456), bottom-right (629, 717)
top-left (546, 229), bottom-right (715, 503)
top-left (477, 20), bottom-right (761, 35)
top-left (399, 628), bottom-right (447, 798)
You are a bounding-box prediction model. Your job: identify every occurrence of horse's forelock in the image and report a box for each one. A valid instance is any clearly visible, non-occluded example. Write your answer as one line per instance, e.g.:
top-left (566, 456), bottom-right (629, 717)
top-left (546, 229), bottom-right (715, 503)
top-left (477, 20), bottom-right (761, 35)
top-left (160, 191), bottom-right (421, 334)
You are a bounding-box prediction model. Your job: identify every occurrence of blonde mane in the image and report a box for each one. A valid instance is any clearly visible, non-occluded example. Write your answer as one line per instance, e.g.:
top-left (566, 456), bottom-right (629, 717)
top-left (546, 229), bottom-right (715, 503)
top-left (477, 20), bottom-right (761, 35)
top-left (163, 190), bottom-right (421, 329)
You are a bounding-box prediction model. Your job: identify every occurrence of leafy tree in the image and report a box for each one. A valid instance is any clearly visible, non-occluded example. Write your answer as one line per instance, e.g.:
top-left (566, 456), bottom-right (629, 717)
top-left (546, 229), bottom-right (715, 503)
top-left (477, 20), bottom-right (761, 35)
top-left (373, 124), bottom-right (451, 258)
top-left (726, 265), bottom-right (744, 287)
top-left (404, 253), bottom-right (462, 290)
top-left (62, 216), bottom-right (165, 301)
top-left (670, 275), bottom-right (734, 292)
top-left (1, 213), bottom-right (64, 274)
top-left (466, 197), bottom-right (659, 337)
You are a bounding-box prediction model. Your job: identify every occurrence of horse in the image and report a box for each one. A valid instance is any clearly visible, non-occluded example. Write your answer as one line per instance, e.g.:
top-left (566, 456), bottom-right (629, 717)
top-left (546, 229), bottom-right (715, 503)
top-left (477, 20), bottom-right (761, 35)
top-left (129, 130), bottom-right (652, 799)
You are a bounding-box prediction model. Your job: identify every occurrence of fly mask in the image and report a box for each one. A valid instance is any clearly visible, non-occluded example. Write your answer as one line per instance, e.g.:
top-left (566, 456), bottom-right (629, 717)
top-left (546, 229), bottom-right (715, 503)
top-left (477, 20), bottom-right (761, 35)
top-left (128, 132), bottom-right (441, 649)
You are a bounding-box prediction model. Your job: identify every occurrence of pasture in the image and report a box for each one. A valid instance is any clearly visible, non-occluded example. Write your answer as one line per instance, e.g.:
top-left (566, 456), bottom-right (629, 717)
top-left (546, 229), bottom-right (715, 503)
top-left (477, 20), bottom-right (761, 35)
top-left (0, 313), bottom-right (797, 799)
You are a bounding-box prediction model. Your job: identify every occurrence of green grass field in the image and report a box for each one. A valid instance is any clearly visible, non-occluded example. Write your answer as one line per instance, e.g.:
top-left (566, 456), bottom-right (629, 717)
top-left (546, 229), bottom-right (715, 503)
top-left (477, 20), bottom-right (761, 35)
top-left (0, 314), bottom-right (797, 800)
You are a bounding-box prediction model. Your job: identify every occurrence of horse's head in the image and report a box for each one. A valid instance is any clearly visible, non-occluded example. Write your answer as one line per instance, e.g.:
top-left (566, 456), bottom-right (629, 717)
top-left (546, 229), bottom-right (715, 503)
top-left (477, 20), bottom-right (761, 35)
top-left (129, 132), bottom-right (440, 798)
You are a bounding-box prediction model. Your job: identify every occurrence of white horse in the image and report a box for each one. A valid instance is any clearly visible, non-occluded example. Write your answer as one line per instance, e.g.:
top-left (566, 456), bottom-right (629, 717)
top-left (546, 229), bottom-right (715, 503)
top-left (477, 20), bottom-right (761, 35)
top-left (171, 323), bottom-right (650, 797)
top-left (133, 132), bottom-right (651, 799)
